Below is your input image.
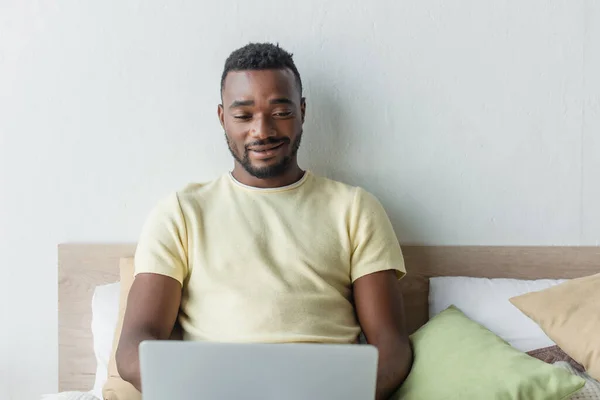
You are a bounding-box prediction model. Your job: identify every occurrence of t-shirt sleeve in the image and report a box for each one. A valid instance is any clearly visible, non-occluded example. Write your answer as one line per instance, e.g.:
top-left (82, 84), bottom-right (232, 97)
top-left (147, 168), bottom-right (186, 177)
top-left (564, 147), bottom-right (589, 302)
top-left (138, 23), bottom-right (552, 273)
top-left (134, 192), bottom-right (189, 285)
top-left (349, 187), bottom-right (406, 282)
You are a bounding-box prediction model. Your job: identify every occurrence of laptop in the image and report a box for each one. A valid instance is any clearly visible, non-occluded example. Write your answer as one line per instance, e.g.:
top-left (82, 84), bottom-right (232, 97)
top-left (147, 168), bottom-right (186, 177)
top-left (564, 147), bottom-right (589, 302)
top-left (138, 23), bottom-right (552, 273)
top-left (139, 340), bottom-right (379, 400)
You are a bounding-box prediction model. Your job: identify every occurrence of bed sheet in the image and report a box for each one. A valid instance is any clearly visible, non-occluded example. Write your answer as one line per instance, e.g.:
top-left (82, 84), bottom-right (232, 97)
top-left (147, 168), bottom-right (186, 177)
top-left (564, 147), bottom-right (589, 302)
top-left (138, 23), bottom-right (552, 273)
top-left (41, 391), bottom-right (99, 400)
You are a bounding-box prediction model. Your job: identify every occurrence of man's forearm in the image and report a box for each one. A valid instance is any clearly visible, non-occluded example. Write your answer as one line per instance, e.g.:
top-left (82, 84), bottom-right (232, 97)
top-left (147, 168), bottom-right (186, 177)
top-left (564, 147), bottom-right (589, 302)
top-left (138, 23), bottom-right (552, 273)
top-left (374, 339), bottom-right (413, 400)
top-left (116, 332), bottom-right (159, 392)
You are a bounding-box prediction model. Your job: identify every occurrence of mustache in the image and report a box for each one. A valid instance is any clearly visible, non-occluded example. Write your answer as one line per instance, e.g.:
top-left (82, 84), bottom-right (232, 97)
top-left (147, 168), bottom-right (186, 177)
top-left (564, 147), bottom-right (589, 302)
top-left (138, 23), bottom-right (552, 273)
top-left (245, 137), bottom-right (290, 149)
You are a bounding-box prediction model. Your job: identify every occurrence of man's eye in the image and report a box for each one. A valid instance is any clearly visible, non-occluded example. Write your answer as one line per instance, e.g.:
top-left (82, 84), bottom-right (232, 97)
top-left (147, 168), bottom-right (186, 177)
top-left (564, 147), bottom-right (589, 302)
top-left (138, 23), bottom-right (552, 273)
top-left (274, 112), bottom-right (292, 117)
top-left (234, 115), bottom-right (251, 120)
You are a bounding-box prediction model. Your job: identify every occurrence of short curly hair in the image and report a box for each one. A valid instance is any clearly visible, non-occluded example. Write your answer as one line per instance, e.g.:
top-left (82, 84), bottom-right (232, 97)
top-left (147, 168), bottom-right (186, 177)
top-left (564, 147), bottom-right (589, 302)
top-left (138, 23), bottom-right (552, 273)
top-left (220, 42), bottom-right (303, 96)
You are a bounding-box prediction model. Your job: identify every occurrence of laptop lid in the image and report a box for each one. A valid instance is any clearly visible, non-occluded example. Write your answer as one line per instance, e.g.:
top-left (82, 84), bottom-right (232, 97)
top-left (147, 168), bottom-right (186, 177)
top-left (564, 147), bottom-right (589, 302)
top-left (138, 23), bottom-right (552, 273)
top-left (139, 341), bottom-right (378, 400)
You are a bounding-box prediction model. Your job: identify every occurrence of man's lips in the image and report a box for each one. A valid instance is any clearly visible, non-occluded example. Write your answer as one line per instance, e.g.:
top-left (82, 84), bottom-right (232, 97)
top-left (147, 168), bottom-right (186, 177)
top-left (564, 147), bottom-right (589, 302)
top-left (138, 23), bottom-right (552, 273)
top-left (247, 141), bottom-right (287, 159)
top-left (248, 141), bottom-right (285, 152)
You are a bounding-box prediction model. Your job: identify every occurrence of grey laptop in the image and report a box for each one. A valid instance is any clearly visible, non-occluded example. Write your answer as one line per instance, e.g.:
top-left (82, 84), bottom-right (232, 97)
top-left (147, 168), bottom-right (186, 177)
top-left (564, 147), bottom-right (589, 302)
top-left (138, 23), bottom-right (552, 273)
top-left (139, 341), bottom-right (379, 400)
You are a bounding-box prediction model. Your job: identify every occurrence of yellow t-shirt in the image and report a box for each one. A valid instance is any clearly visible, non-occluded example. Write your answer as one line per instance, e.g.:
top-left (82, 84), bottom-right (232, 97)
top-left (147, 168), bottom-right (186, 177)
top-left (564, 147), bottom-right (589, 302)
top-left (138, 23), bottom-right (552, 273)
top-left (134, 171), bottom-right (405, 344)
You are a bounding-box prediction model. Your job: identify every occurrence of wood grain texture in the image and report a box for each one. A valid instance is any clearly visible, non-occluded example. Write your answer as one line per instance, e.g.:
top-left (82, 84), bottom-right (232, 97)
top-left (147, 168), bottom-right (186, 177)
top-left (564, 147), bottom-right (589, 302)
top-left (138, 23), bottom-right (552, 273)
top-left (58, 243), bottom-right (136, 392)
top-left (58, 244), bottom-right (600, 391)
top-left (399, 246), bottom-right (600, 333)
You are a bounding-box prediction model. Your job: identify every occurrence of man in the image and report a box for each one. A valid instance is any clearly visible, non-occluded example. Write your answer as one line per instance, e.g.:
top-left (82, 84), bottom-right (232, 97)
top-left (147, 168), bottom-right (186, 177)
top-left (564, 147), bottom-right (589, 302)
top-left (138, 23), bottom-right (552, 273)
top-left (116, 42), bottom-right (413, 400)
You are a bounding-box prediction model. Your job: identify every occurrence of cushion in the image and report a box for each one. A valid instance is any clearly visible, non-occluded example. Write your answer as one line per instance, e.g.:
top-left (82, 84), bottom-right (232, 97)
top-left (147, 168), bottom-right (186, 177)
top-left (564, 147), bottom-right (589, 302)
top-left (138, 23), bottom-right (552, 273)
top-left (554, 361), bottom-right (600, 399)
top-left (528, 346), bottom-right (585, 373)
top-left (393, 305), bottom-right (585, 400)
top-left (102, 257), bottom-right (142, 400)
top-left (90, 282), bottom-right (120, 399)
top-left (429, 276), bottom-right (566, 352)
top-left (510, 273), bottom-right (600, 381)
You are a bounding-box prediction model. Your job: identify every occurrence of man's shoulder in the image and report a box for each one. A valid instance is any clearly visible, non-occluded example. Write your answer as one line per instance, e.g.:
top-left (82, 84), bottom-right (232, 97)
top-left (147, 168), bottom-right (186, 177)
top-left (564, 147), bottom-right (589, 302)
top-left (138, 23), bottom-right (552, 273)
top-left (310, 173), bottom-right (359, 197)
top-left (149, 175), bottom-right (228, 215)
top-left (310, 174), bottom-right (391, 221)
top-left (174, 174), bottom-right (229, 202)
top-left (310, 173), bottom-right (379, 204)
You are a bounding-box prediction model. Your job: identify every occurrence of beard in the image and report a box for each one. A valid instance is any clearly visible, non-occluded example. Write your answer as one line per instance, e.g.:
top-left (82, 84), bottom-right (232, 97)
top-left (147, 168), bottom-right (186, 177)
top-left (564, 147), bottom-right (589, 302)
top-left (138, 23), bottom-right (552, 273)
top-left (226, 131), bottom-right (303, 179)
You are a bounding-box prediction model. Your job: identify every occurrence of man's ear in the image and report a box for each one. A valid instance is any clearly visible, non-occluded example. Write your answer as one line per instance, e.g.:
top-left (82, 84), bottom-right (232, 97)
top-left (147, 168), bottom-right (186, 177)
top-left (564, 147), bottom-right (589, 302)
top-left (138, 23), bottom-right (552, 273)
top-left (217, 104), bottom-right (225, 128)
top-left (300, 97), bottom-right (306, 123)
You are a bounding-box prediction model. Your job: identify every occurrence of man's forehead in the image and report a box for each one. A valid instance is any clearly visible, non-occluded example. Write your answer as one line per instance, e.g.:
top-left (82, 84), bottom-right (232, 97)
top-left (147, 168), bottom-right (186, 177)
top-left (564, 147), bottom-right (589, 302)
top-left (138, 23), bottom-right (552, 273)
top-left (222, 69), bottom-right (298, 99)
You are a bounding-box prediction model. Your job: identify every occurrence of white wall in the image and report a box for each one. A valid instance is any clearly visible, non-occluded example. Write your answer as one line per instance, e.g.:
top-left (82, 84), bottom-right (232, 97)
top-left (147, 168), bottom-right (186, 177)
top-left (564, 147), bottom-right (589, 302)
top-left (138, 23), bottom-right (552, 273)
top-left (1, 0), bottom-right (599, 398)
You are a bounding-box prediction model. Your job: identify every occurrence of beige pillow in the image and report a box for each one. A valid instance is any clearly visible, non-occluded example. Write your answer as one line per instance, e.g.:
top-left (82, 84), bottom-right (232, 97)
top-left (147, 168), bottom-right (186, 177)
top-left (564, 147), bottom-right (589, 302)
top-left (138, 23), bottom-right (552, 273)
top-left (102, 257), bottom-right (141, 400)
top-left (510, 273), bottom-right (600, 381)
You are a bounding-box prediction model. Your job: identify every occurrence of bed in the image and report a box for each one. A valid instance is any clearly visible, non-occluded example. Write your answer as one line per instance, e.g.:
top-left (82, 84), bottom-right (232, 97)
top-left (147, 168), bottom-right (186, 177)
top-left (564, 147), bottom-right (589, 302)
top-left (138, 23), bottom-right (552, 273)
top-left (55, 244), bottom-right (600, 399)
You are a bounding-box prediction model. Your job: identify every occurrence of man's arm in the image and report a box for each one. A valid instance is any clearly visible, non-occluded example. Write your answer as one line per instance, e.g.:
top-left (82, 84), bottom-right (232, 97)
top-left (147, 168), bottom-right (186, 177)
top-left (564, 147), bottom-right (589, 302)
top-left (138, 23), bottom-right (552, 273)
top-left (115, 273), bottom-right (181, 392)
top-left (354, 269), bottom-right (413, 400)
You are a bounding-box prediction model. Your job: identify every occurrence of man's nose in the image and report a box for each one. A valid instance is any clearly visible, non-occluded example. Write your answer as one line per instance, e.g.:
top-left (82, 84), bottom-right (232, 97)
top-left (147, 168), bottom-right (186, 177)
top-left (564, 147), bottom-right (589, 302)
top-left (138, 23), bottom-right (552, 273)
top-left (249, 115), bottom-right (276, 139)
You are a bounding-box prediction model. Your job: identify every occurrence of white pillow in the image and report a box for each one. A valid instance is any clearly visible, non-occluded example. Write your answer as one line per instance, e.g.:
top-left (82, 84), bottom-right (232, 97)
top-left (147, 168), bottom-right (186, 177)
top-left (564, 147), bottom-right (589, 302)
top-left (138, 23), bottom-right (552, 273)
top-left (429, 276), bottom-right (566, 352)
top-left (90, 282), bottom-right (120, 399)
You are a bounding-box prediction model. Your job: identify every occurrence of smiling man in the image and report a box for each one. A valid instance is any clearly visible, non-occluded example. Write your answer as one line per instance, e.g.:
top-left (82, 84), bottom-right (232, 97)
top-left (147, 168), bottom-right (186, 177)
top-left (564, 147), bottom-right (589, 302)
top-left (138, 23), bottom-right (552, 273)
top-left (116, 43), bottom-right (413, 400)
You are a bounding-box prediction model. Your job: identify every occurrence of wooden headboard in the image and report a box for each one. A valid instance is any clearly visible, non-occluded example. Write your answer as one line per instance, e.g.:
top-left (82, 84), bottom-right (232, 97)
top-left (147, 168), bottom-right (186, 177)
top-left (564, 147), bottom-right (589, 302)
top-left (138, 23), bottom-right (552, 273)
top-left (58, 244), bottom-right (136, 392)
top-left (58, 244), bottom-right (600, 392)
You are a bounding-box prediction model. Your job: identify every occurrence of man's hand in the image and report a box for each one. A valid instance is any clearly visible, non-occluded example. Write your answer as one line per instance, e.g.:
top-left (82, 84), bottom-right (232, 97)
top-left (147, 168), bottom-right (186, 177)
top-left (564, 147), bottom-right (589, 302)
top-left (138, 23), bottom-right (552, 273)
top-left (116, 273), bottom-right (182, 392)
top-left (353, 270), bottom-right (413, 400)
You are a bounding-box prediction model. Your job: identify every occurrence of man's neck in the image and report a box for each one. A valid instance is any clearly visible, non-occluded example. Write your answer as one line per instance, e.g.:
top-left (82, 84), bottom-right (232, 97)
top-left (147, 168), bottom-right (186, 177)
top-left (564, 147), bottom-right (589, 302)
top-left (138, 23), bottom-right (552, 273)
top-left (231, 164), bottom-right (305, 189)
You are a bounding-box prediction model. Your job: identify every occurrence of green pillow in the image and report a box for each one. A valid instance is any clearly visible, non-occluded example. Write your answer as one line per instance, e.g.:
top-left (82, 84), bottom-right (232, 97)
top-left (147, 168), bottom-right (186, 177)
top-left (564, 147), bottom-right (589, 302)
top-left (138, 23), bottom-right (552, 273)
top-left (394, 306), bottom-right (585, 400)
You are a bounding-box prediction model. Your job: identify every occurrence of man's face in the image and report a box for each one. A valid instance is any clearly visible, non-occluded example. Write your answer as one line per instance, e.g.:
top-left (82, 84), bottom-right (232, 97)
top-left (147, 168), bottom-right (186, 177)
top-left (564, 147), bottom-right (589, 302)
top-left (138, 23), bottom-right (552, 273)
top-left (218, 69), bottom-right (305, 179)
